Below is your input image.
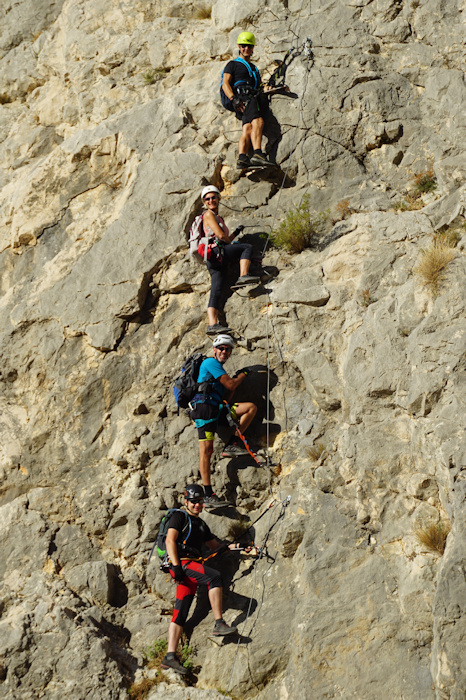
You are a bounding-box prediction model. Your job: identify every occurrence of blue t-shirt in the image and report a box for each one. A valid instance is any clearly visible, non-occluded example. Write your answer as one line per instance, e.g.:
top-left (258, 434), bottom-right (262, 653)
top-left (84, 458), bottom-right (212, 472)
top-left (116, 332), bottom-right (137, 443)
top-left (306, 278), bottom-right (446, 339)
top-left (197, 357), bottom-right (226, 404)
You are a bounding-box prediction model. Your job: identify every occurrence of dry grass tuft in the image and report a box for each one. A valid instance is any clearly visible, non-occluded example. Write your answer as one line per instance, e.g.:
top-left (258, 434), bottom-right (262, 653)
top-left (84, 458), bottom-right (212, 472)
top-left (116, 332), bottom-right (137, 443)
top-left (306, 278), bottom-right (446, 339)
top-left (414, 520), bottom-right (451, 555)
top-left (434, 225), bottom-right (463, 249)
top-left (194, 4), bottom-right (212, 19)
top-left (360, 288), bottom-right (373, 307)
top-left (414, 239), bottom-right (456, 296)
top-left (228, 518), bottom-right (252, 541)
top-left (332, 199), bottom-right (354, 223)
top-left (393, 191), bottom-right (424, 211)
top-left (307, 441), bottom-right (326, 461)
top-left (128, 678), bottom-right (159, 699)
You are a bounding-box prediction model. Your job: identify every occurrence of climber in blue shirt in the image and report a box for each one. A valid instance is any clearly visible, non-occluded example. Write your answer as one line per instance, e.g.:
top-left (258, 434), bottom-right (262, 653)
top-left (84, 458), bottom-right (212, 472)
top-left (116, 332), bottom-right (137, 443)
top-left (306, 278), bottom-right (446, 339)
top-left (189, 334), bottom-right (257, 508)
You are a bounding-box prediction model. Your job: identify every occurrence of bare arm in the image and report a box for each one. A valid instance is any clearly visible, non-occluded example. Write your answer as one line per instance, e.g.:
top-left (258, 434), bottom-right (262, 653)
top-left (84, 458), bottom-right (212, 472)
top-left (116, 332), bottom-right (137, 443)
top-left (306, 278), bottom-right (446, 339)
top-left (223, 72), bottom-right (245, 113)
top-left (206, 538), bottom-right (251, 553)
top-left (203, 210), bottom-right (231, 243)
top-left (218, 372), bottom-right (247, 393)
top-left (166, 528), bottom-right (181, 566)
top-left (222, 72), bottom-right (234, 100)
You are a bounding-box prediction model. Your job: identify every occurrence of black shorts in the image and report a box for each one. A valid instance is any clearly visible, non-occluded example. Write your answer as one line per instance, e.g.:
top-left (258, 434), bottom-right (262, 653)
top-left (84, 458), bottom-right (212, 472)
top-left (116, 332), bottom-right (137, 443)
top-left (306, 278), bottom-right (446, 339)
top-left (190, 403), bottom-right (238, 441)
top-left (236, 93), bottom-right (270, 125)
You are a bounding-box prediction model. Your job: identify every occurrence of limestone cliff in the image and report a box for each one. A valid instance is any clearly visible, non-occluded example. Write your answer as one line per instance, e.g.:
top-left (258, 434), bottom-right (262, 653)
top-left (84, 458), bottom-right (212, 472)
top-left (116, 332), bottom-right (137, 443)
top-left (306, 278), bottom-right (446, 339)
top-left (0, 1), bottom-right (465, 699)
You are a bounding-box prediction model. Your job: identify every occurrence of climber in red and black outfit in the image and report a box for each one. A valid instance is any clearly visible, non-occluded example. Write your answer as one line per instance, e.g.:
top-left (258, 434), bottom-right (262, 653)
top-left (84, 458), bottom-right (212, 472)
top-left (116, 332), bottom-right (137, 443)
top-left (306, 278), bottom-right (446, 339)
top-left (161, 484), bottom-right (249, 675)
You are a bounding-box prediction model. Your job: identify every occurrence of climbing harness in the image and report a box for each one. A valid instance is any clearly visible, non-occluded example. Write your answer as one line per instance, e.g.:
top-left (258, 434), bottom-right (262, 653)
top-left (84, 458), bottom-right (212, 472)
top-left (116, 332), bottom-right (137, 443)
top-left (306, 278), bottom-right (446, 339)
top-left (220, 56), bottom-right (261, 111)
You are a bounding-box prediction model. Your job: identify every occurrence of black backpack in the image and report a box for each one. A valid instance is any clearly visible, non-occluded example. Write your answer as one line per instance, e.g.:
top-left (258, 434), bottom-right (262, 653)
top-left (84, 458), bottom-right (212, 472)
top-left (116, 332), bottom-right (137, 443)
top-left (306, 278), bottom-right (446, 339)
top-left (173, 352), bottom-right (211, 409)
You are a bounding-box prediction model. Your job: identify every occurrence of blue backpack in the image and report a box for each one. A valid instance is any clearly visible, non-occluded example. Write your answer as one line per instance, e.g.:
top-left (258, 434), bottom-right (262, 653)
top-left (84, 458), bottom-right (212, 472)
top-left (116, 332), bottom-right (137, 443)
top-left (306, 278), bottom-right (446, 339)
top-left (220, 57), bottom-right (260, 111)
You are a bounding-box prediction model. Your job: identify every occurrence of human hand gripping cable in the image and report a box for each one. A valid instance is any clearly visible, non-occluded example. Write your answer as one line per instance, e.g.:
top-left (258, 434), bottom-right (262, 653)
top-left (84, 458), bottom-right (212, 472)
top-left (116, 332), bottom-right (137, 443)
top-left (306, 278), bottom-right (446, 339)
top-left (203, 541), bottom-right (252, 562)
top-left (230, 224), bottom-right (245, 240)
top-left (232, 367), bottom-right (250, 379)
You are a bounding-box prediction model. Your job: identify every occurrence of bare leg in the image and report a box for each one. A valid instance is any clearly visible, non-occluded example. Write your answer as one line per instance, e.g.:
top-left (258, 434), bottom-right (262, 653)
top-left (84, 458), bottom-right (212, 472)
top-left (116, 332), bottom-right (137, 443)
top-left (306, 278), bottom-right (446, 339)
top-left (250, 117), bottom-right (264, 151)
top-left (239, 259), bottom-right (252, 276)
top-left (207, 307), bottom-right (219, 325)
top-left (167, 621), bottom-right (183, 654)
top-left (199, 440), bottom-right (213, 486)
top-left (235, 402), bottom-right (257, 433)
top-left (238, 123), bottom-right (252, 155)
top-left (208, 586), bottom-right (223, 620)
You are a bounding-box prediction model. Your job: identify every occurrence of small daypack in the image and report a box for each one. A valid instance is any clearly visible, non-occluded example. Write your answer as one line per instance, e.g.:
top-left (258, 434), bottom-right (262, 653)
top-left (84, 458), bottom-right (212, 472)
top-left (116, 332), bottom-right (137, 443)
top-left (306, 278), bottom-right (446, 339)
top-left (188, 213), bottom-right (224, 265)
top-left (189, 213), bottom-right (209, 263)
top-left (173, 352), bottom-right (211, 409)
top-left (155, 508), bottom-right (191, 572)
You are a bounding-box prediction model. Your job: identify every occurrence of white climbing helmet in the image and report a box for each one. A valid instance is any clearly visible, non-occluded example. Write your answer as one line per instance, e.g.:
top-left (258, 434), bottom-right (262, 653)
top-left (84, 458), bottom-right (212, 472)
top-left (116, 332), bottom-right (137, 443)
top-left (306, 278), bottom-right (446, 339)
top-left (212, 334), bottom-right (236, 349)
top-left (201, 185), bottom-right (221, 200)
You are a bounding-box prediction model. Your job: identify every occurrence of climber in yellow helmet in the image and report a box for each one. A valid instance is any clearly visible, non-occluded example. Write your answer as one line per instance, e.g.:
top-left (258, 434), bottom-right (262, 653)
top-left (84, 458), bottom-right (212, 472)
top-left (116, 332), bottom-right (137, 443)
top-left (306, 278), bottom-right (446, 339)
top-left (220, 32), bottom-right (274, 170)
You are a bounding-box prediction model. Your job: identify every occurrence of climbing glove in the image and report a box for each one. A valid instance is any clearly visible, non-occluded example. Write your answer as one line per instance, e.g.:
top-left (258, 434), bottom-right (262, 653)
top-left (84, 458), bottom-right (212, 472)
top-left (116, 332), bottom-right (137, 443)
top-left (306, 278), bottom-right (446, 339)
top-left (172, 565), bottom-right (185, 582)
top-left (233, 368), bottom-right (250, 379)
top-left (231, 225), bottom-right (245, 239)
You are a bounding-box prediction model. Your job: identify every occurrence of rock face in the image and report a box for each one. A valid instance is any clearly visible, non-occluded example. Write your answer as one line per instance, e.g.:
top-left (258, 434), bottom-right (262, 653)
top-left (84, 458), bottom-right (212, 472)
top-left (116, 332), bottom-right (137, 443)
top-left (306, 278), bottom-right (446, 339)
top-left (0, 1), bottom-right (465, 699)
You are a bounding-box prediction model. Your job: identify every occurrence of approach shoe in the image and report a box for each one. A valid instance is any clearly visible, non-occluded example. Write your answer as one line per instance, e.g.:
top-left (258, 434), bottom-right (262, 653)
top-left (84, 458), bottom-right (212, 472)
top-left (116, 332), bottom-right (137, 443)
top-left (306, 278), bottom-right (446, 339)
top-left (212, 619), bottom-right (238, 636)
top-left (250, 152), bottom-right (272, 167)
top-left (206, 323), bottom-right (232, 335)
top-left (222, 442), bottom-right (250, 457)
top-left (233, 274), bottom-right (260, 287)
top-left (236, 155), bottom-right (251, 169)
top-left (203, 493), bottom-right (231, 509)
top-left (161, 654), bottom-right (188, 675)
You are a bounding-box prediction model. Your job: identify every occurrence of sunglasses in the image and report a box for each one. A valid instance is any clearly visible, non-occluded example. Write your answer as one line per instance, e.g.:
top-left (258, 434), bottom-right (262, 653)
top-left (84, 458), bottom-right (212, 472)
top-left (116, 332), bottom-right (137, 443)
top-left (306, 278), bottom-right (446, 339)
top-left (204, 196), bottom-right (218, 201)
top-left (189, 498), bottom-right (204, 504)
top-left (217, 346), bottom-right (232, 352)
top-left (239, 44), bottom-right (253, 48)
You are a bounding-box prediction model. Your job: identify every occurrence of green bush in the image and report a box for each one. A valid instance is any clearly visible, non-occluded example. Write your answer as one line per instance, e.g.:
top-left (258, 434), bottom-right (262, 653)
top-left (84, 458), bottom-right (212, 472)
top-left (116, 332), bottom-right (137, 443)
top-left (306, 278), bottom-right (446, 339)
top-left (143, 636), bottom-right (194, 672)
top-left (271, 196), bottom-right (329, 253)
top-left (143, 638), bottom-right (167, 668)
top-left (413, 168), bottom-right (437, 194)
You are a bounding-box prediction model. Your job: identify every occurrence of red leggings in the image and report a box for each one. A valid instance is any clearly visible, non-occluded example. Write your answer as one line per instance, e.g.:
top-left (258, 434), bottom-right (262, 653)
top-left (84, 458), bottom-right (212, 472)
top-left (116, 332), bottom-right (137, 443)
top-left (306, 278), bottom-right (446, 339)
top-left (170, 560), bottom-right (222, 626)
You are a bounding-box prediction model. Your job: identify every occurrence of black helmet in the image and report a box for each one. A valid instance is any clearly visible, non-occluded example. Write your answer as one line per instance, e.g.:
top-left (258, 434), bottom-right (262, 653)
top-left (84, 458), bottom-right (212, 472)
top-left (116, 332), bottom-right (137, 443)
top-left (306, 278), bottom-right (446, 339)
top-left (184, 484), bottom-right (205, 501)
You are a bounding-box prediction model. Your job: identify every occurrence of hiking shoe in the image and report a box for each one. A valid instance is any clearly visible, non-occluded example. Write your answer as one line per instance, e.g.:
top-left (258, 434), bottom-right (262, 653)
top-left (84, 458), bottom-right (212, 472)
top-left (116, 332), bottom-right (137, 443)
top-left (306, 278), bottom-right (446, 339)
top-left (260, 270), bottom-right (275, 283)
top-left (161, 654), bottom-right (188, 675)
top-left (236, 155), bottom-right (251, 169)
top-left (203, 493), bottom-right (231, 508)
top-left (206, 323), bottom-right (232, 335)
top-left (222, 442), bottom-right (250, 457)
top-left (250, 268), bottom-right (274, 284)
top-left (213, 619), bottom-right (238, 636)
top-left (233, 274), bottom-right (260, 287)
top-left (250, 152), bottom-right (272, 167)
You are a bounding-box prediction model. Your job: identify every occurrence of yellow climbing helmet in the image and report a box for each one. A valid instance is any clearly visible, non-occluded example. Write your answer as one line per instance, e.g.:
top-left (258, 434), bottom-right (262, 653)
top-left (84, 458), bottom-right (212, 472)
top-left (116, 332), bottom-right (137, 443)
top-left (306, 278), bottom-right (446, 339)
top-left (237, 31), bottom-right (256, 46)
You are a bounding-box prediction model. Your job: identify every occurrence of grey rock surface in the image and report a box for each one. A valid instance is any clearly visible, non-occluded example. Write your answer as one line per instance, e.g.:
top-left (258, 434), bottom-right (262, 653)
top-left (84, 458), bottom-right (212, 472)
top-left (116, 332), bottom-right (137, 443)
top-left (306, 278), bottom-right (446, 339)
top-left (0, 0), bottom-right (465, 699)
